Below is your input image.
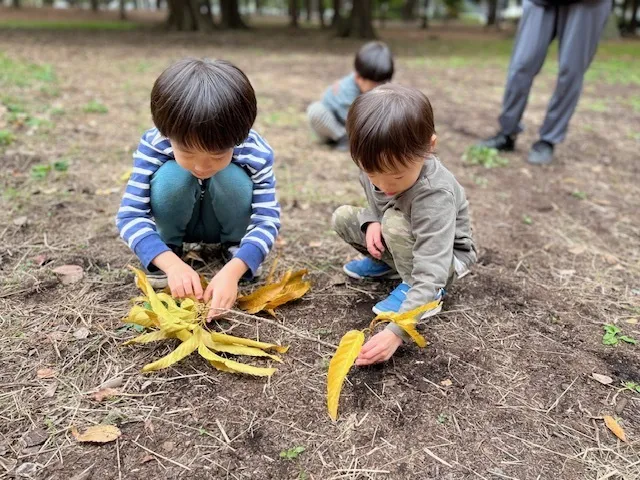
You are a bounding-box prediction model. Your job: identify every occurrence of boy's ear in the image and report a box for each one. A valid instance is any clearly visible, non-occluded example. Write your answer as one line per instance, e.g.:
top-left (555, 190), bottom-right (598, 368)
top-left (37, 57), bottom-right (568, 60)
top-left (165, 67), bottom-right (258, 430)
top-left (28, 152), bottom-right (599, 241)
top-left (430, 134), bottom-right (438, 151)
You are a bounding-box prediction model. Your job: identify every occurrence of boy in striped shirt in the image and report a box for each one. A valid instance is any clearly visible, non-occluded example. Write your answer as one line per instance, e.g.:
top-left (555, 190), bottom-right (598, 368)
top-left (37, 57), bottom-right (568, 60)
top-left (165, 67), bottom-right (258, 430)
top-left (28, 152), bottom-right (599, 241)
top-left (116, 58), bottom-right (280, 319)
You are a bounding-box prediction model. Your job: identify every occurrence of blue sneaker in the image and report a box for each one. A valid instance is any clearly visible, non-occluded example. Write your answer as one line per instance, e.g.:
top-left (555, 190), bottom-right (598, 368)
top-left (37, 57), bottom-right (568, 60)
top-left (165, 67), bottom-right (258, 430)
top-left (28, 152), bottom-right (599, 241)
top-left (343, 257), bottom-right (399, 280)
top-left (373, 285), bottom-right (446, 317)
top-left (372, 282), bottom-right (411, 314)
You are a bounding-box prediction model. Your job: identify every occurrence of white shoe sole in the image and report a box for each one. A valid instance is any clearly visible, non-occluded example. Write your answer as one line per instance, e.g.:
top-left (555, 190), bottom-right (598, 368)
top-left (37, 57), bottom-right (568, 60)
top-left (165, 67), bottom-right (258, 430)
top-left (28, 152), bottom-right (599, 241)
top-left (343, 265), bottom-right (401, 281)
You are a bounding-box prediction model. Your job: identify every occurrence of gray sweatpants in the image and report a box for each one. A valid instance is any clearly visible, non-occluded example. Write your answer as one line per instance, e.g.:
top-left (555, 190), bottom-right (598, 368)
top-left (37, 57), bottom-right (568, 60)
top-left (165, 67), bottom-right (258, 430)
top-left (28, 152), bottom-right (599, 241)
top-left (307, 101), bottom-right (346, 142)
top-left (499, 0), bottom-right (610, 144)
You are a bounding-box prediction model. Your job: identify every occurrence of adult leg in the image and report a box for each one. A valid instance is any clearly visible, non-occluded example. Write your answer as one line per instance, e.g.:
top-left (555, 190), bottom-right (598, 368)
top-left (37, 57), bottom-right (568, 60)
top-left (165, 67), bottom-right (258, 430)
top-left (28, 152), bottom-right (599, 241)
top-left (497, 0), bottom-right (557, 137)
top-left (539, 0), bottom-right (611, 144)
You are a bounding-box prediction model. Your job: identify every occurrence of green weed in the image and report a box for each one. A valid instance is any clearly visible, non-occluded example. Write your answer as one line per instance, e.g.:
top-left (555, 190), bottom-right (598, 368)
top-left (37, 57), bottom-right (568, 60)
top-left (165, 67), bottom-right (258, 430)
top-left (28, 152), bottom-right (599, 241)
top-left (462, 146), bottom-right (508, 168)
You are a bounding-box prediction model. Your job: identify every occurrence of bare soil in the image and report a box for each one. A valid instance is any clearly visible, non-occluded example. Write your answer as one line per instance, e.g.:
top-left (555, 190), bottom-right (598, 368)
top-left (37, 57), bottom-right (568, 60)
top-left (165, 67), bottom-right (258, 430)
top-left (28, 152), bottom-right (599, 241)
top-left (1, 15), bottom-right (639, 480)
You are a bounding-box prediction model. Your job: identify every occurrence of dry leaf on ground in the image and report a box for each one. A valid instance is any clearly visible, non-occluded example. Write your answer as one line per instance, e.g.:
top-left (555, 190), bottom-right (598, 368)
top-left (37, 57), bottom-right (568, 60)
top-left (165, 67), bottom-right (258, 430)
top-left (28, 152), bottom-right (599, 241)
top-left (36, 368), bottom-right (56, 379)
top-left (591, 373), bottom-right (613, 385)
top-left (71, 425), bottom-right (121, 443)
top-left (237, 269), bottom-right (311, 315)
top-left (52, 265), bottom-right (84, 285)
top-left (603, 415), bottom-right (627, 442)
top-left (91, 388), bottom-right (120, 402)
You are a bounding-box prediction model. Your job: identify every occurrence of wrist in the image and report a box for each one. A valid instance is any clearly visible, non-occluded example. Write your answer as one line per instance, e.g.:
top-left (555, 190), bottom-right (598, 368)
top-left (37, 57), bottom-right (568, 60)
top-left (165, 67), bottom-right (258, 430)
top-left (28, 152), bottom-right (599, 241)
top-left (219, 257), bottom-right (248, 282)
top-left (152, 251), bottom-right (182, 273)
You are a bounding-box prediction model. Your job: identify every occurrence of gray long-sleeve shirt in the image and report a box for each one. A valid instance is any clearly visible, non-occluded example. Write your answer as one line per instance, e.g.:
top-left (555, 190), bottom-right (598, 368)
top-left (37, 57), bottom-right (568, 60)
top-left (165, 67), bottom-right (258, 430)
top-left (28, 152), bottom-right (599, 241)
top-left (321, 73), bottom-right (361, 125)
top-left (357, 156), bottom-right (477, 312)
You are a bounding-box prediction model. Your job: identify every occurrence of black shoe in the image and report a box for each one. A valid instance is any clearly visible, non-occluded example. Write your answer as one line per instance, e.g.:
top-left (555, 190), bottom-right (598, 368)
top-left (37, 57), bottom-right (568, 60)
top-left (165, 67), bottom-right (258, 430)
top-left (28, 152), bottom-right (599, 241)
top-left (528, 140), bottom-right (554, 165)
top-left (335, 135), bottom-right (349, 152)
top-left (478, 132), bottom-right (516, 152)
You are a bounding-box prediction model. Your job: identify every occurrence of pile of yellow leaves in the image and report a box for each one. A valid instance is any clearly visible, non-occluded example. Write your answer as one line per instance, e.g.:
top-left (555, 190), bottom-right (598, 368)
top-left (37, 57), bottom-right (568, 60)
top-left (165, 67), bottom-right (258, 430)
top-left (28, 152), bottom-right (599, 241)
top-left (123, 267), bottom-right (289, 376)
top-left (327, 300), bottom-right (440, 420)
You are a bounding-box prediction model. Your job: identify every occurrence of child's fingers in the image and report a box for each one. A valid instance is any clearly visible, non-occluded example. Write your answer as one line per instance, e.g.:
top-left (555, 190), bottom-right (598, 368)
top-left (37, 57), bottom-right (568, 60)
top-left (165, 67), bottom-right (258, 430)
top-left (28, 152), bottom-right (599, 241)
top-left (203, 283), bottom-right (214, 302)
top-left (171, 280), bottom-right (185, 299)
top-left (191, 275), bottom-right (204, 299)
top-left (182, 277), bottom-right (194, 297)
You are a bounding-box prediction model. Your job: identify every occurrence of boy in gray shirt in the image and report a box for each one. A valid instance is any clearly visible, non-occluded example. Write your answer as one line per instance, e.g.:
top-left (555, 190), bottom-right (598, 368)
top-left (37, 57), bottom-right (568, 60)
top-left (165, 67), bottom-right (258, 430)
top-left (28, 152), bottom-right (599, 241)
top-left (332, 84), bottom-right (476, 366)
top-left (307, 41), bottom-right (394, 151)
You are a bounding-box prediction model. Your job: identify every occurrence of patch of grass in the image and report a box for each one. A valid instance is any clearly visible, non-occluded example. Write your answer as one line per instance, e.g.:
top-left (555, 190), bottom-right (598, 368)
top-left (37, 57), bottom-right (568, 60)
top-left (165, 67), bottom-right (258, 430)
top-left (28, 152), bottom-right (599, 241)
top-left (621, 381), bottom-right (640, 394)
top-left (473, 175), bottom-right (488, 187)
top-left (280, 446), bottom-right (305, 460)
top-left (0, 53), bottom-right (56, 88)
top-left (571, 190), bottom-right (588, 200)
top-left (83, 100), bottom-right (108, 114)
top-left (0, 20), bottom-right (142, 31)
top-left (0, 129), bottom-right (15, 146)
top-left (462, 146), bottom-right (508, 168)
top-left (523, 214), bottom-right (533, 225)
top-left (630, 96), bottom-right (640, 113)
top-left (50, 106), bottom-right (65, 116)
top-left (602, 324), bottom-right (637, 346)
top-left (26, 117), bottom-right (54, 129)
top-left (583, 99), bottom-right (609, 113)
top-left (53, 159), bottom-right (69, 172)
top-left (437, 413), bottom-right (449, 424)
top-left (262, 109), bottom-right (301, 127)
top-left (31, 163), bottom-right (52, 180)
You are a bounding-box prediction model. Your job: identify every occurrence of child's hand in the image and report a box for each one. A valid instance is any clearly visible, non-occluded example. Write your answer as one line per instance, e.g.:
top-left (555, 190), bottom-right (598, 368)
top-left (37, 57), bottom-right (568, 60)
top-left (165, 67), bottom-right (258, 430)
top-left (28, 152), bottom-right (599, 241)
top-left (355, 329), bottom-right (403, 366)
top-left (204, 258), bottom-right (247, 320)
top-left (164, 259), bottom-right (204, 300)
top-left (365, 222), bottom-right (385, 259)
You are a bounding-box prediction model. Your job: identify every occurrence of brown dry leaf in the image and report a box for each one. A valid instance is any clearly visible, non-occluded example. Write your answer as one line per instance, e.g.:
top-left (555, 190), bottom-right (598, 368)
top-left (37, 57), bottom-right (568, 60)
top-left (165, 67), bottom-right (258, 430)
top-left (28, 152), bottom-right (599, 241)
top-left (34, 254), bottom-right (49, 266)
top-left (73, 327), bottom-right (90, 340)
top-left (37, 368), bottom-right (56, 379)
top-left (99, 376), bottom-right (124, 390)
top-left (43, 382), bottom-right (58, 398)
top-left (625, 318), bottom-right (638, 325)
top-left (237, 269), bottom-right (311, 315)
top-left (52, 265), bottom-right (84, 285)
top-left (91, 388), bottom-right (120, 402)
top-left (309, 241), bottom-right (323, 248)
top-left (71, 425), bottom-right (121, 443)
top-left (183, 250), bottom-right (205, 264)
top-left (591, 373), bottom-right (613, 385)
top-left (440, 379), bottom-right (453, 387)
top-left (140, 454), bottom-right (155, 464)
top-left (568, 245), bottom-right (587, 255)
top-left (603, 415), bottom-right (627, 442)
top-left (604, 254), bottom-right (619, 265)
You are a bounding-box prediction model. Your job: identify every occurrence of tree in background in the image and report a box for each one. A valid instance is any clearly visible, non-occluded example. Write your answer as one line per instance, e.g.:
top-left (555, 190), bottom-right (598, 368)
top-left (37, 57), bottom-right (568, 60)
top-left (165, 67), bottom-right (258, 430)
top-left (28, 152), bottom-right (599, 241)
top-left (337, 0), bottom-right (376, 37)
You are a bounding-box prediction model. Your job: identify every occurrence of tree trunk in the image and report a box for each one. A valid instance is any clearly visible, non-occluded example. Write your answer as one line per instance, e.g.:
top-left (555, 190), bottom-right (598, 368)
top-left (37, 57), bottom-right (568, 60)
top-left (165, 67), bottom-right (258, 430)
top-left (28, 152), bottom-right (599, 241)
top-left (120, 0), bottom-right (127, 19)
top-left (220, 0), bottom-right (247, 28)
top-left (157, 0), bottom-right (163, 9)
top-left (486, 0), bottom-right (498, 26)
top-left (91, 0), bottom-right (99, 12)
top-left (338, 0), bottom-right (376, 38)
top-left (289, 0), bottom-right (299, 27)
top-left (631, 0), bottom-right (639, 33)
top-left (306, 0), bottom-right (312, 21)
top-left (43, 0), bottom-right (54, 5)
top-left (318, 0), bottom-right (325, 26)
top-left (420, 0), bottom-right (429, 28)
top-left (255, 0), bottom-right (262, 15)
top-left (401, 0), bottom-right (417, 22)
top-left (331, 0), bottom-right (341, 26)
top-left (12, 0), bottom-right (20, 8)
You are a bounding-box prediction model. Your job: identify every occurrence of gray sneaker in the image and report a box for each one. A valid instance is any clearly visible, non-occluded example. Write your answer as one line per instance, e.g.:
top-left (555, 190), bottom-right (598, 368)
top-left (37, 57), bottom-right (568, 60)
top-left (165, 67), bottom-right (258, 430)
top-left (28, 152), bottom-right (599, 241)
top-left (528, 140), bottom-right (554, 165)
top-left (141, 244), bottom-right (183, 290)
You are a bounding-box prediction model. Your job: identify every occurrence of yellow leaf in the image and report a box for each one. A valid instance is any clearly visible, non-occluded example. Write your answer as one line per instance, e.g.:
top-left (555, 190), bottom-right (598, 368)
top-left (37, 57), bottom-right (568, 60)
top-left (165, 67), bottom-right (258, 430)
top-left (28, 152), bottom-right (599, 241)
top-left (197, 344), bottom-right (276, 376)
top-left (604, 415), bottom-right (627, 442)
top-left (142, 330), bottom-right (199, 372)
top-left (124, 330), bottom-right (171, 345)
top-left (119, 168), bottom-right (132, 184)
top-left (210, 331), bottom-right (289, 353)
top-left (327, 330), bottom-right (365, 421)
top-left (237, 269), bottom-right (310, 314)
top-left (202, 335), bottom-right (282, 362)
top-left (124, 306), bottom-right (158, 328)
top-left (71, 424), bottom-right (121, 443)
top-left (370, 300), bottom-right (439, 348)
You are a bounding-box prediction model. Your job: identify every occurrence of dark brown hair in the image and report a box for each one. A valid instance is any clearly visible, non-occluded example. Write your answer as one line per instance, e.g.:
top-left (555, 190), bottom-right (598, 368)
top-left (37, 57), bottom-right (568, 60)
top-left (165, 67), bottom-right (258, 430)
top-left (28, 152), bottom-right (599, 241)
top-left (151, 58), bottom-right (257, 152)
top-left (354, 41), bottom-right (394, 83)
top-left (346, 84), bottom-right (435, 173)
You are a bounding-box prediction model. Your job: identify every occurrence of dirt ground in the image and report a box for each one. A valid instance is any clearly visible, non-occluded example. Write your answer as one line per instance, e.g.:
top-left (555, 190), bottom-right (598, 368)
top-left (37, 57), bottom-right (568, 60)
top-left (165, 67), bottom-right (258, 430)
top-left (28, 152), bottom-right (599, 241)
top-left (1, 10), bottom-right (639, 480)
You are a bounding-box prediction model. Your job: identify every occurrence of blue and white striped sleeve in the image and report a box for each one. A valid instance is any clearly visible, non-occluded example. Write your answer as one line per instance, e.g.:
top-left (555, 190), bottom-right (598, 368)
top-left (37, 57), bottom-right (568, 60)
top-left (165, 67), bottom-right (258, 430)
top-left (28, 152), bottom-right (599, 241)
top-left (232, 130), bottom-right (281, 275)
top-left (115, 128), bottom-right (172, 268)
